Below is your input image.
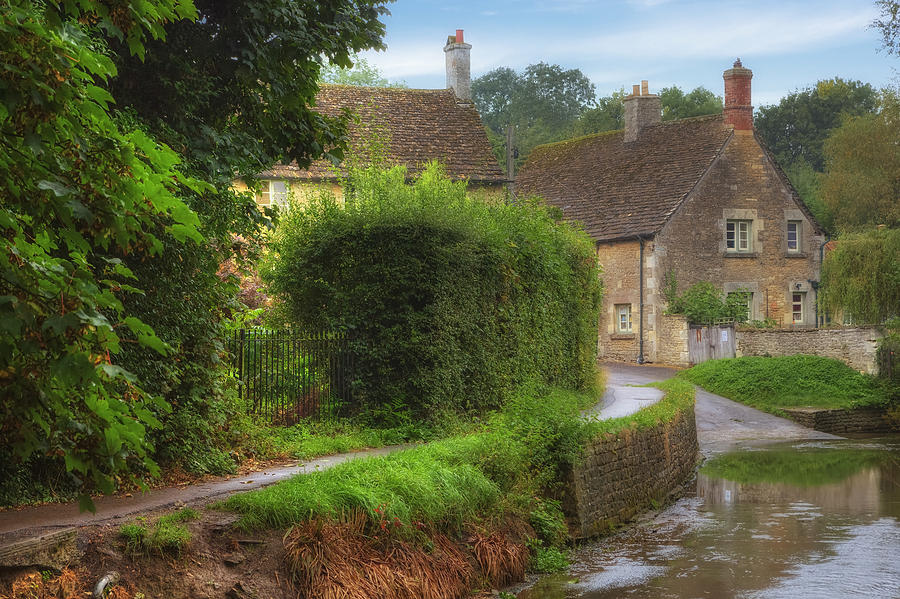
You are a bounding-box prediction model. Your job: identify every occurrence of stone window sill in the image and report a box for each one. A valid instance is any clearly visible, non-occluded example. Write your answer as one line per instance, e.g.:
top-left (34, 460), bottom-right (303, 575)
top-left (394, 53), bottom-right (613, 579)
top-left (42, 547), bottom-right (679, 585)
top-left (723, 252), bottom-right (759, 258)
top-left (784, 252), bottom-right (808, 258)
top-left (610, 333), bottom-right (635, 340)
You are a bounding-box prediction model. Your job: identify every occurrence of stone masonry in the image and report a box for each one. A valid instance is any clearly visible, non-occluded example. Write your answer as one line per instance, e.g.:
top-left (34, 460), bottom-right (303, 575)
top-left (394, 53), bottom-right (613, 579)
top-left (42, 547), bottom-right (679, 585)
top-left (563, 404), bottom-right (698, 539)
top-left (735, 326), bottom-right (882, 374)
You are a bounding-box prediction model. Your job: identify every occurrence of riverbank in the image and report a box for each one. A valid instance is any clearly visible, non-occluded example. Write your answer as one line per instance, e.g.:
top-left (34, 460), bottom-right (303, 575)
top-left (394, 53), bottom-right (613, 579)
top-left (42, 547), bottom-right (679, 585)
top-left (0, 371), bottom-right (700, 599)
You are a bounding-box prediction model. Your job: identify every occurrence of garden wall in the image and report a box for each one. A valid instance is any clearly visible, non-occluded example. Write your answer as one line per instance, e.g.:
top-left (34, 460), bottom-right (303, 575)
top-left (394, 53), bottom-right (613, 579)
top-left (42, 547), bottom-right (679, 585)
top-left (655, 314), bottom-right (690, 366)
top-left (735, 327), bottom-right (883, 374)
top-left (562, 403), bottom-right (698, 539)
top-left (782, 407), bottom-right (897, 434)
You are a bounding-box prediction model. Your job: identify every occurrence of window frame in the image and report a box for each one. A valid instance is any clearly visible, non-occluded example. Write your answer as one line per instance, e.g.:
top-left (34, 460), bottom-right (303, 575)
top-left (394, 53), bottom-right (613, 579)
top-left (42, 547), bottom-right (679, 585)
top-left (786, 220), bottom-right (801, 253)
top-left (258, 180), bottom-right (289, 207)
top-left (615, 304), bottom-right (633, 334)
top-left (726, 219), bottom-right (752, 253)
top-left (791, 291), bottom-right (805, 324)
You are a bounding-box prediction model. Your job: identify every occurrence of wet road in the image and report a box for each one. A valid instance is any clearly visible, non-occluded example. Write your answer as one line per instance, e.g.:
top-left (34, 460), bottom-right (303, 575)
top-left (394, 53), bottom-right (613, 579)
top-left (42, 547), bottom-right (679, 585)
top-left (513, 364), bottom-right (899, 599)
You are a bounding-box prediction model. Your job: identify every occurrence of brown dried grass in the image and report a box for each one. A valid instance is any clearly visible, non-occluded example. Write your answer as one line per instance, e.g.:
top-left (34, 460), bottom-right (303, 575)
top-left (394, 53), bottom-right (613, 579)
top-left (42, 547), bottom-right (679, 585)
top-left (0, 568), bottom-right (134, 599)
top-left (284, 511), bottom-right (529, 599)
top-left (471, 531), bottom-right (529, 588)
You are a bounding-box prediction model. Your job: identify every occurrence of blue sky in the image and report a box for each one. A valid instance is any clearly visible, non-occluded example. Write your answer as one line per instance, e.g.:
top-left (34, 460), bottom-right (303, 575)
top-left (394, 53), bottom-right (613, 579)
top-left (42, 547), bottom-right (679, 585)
top-left (357, 0), bottom-right (897, 107)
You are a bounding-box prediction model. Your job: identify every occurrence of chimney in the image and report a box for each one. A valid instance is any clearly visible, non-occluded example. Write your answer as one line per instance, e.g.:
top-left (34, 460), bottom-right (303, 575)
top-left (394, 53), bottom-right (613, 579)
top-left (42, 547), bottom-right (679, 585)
top-left (723, 58), bottom-right (753, 130)
top-left (444, 29), bottom-right (472, 102)
top-left (623, 79), bottom-right (661, 142)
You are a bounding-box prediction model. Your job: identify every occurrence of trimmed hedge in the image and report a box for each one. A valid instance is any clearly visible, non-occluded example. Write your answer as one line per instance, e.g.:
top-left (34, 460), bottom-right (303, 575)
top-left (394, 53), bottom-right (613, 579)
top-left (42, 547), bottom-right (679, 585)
top-left (263, 163), bottom-right (601, 422)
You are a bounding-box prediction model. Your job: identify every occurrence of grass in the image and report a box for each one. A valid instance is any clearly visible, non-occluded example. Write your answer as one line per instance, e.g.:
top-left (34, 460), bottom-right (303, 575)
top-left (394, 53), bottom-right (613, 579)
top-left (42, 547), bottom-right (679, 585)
top-left (678, 355), bottom-right (890, 413)
top-left (701, 447), bottom-right (888, 487)
top-left (223, 382), bottom-right (695, 534)
top-left (119, 507), bottom-right (198, 555)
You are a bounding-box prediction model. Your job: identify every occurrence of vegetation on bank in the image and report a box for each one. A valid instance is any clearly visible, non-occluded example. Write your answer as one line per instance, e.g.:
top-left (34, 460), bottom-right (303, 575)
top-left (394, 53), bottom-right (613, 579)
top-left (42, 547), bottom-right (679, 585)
top-left (701, 447), bottom-right (888, 487)
top-left (222, 380), bottom-right (695, 592)
top-left (679, 356), bottom-right (891, 412)
top-left (119, 507), bottom-right (199, 556)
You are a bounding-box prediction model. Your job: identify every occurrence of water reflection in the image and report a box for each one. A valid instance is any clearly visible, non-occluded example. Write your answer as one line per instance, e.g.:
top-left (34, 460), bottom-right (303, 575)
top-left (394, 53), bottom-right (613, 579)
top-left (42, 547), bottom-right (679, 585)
top-left (516, 438), bottom-right (900, 599)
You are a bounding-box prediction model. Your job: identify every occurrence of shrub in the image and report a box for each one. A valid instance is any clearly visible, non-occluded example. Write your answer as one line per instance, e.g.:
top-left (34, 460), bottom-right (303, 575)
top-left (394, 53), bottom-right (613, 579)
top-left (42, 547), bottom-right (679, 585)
top-left (263, 162), bottom-right (602, 423)
top-left (665, 278), bottom-right (749, 325)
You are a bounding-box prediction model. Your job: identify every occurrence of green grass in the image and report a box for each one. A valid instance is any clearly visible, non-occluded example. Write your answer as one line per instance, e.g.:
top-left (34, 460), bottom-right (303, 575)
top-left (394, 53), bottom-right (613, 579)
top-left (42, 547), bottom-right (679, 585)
top-left (678, 356), bottom-right (889, 413)
top-left (701, 448), bottom-right (888, 487)
top-left (223, 382), bottom-right (695, 538)
top-left (119, 507), bottom-right (198, 555)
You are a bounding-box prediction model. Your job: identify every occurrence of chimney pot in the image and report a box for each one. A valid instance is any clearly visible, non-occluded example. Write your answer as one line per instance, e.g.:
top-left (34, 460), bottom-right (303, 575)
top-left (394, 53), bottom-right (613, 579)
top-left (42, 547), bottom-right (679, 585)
top-left (632, 84), bottom-right (640, 96)
top-left (641, 80), bottom-right (649, 95)
top-left (456, 29), bottom-right (464, 43)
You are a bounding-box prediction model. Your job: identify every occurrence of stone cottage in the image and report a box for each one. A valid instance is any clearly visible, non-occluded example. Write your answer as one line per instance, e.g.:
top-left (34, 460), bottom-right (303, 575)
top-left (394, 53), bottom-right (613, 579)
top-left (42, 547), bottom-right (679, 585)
top-left (515, 61), bottom-right (826, 363)
top-left (235, 30), bottom-right (506, 207)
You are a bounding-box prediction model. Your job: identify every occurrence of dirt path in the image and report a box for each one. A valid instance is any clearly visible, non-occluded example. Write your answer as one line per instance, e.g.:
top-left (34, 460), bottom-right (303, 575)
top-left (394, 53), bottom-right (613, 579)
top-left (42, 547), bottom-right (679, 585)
top-left (0, 445), bottom-right (407, 544)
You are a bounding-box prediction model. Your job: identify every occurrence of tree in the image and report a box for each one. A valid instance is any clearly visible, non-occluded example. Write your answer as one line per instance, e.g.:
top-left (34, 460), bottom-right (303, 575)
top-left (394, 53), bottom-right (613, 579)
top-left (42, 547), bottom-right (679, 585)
top-left (574, 89), bottom-right (626, 135)
top-left (1, 0), bottom-right (204, 507)
top-left (659, 86), bottom-right (722, 121)
top-left (472, 63), bottom-right (595, 166)
top-left (755, 78), bottom-right (878, 172)
top-left (821, 228), bottom-right (900, 323)
top-left (820, 89), bottom-right (900, 231)
top-left (320, 54), bottom-right (406, 87)
top-left (1, 0), bottom-right (390, 504)
top-left (874, 0), bottom-right (900, 55)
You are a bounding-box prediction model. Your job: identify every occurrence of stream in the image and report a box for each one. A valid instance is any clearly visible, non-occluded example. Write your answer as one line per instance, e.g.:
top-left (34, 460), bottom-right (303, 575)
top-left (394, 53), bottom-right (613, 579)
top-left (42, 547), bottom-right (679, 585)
top-left (513, 436), bottom-right (900, 599)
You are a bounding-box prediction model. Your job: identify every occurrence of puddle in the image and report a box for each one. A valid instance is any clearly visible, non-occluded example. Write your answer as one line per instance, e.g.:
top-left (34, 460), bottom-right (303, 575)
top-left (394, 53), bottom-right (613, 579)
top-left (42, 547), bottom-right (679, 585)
top-left (514, 437), bottom-right (900, 599)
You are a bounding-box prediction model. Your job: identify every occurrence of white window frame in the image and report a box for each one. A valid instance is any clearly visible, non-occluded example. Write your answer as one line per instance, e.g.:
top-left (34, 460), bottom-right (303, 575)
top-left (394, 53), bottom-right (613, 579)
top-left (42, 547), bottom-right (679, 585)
top-left (726, 220), bottom-right (752, 253)
top-left (787, 221), bottom-right (801, 253)
top-left (615, 304), bottom-right (633, 334)
top-left (792, 292), bottom-right (805, 324)
top-left (258, 180), bottom-right (289, 206)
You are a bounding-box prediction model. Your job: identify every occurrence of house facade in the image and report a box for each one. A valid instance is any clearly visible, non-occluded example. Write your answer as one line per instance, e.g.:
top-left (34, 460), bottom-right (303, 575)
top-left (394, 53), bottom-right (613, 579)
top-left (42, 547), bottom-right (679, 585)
top-left (515, 62), bottom-right (825, 364)
top-left (236, 30), bottom-right (506, 208)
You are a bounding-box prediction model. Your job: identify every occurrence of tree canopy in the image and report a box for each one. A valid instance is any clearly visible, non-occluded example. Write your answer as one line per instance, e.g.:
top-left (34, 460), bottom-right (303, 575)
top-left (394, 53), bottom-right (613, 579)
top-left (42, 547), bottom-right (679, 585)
top-left (320, 54), bottom-right (407, 87)
top-left (659, 86), bottom-right (722, 121)
top-left (754, 78), bottom-right (878, 173)
top-left (821, 228), bottom-right (900, 324)
top-left (874, 0), bottom-right (900, 55)
top-left (821, 89), bottom-right (900, 231)
top-left (1, 0), bottom-right (390, 507)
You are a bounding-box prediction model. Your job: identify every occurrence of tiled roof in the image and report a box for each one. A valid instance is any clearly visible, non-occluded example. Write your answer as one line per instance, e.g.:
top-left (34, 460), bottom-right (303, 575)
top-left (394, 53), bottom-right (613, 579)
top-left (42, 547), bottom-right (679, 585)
top-left (515, 115), bottom-right (732, 241)
top-left (262, 85), bottom-right (506, 184)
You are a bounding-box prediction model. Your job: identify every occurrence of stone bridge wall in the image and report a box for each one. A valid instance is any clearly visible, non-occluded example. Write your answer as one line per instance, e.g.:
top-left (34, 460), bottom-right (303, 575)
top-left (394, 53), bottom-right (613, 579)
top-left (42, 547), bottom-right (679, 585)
top-left (563, 403), bottom-right (698, 539)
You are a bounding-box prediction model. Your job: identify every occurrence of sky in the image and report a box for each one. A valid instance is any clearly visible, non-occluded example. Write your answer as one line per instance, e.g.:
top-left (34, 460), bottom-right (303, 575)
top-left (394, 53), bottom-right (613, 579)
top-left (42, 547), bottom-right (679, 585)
top-left (356, 0), bottom-right (898, 107)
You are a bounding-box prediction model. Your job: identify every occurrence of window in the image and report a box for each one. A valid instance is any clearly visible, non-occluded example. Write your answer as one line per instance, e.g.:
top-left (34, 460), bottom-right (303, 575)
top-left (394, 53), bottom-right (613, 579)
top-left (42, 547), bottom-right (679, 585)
top-left (258, 180), bottom-right (289, 206)
top-left (728, 291), bottom-right (753, 323)
top-left (726, 220), bottom-right (752, 252)
top-left (615, 304), bottom-right (633, 333)
top-left (787, 221), bottom-right (801, 253)
top-left (792, 292), bottom-right (805, 324)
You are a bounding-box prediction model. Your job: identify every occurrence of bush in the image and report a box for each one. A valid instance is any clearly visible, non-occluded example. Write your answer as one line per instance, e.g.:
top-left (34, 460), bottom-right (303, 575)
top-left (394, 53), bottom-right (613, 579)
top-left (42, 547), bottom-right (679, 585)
top-left (263, 163), bottom-right (602, 423)
top-left (665, 278), bottom-right (749, 325)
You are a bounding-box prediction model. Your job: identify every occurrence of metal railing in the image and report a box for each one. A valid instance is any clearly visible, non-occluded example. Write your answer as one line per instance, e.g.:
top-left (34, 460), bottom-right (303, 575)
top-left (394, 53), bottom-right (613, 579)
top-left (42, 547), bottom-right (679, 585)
top-left (230, 328), bottom-right (353, 423)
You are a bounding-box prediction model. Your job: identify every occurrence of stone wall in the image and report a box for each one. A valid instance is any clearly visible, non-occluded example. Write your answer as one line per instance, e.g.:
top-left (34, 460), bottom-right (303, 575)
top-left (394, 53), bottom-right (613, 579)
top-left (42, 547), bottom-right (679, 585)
top-left (656, 314), bottom-right (690, 366)
top-left (735, 327), bottom-right (882, 374)
top-left (782, 407), bottom-right (897, 434)
top-left (563, 405), bottom-right (698, 539)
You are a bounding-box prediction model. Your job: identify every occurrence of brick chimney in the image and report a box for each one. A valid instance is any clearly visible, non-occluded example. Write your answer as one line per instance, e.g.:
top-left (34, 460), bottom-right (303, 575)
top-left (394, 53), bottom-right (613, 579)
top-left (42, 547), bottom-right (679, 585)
top-left (723, 58), bottom-right (753, 130)
top-left (623, 80), bottom-right (661, 142)
top-left (444, 29), bottom-right (471, 102)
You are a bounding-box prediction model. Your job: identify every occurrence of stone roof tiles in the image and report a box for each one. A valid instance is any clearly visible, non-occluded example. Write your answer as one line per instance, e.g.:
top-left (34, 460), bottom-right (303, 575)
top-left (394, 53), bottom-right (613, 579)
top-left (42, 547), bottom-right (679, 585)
top-left (262, 85), bottom-right (506, 184)
top-left (515, 114), bottom-right (733, 242)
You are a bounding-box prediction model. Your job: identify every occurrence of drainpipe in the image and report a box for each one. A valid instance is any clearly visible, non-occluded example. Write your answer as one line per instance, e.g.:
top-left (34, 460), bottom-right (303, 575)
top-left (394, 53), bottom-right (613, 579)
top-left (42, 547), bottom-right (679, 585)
top-left (817, 233), bottom-right (830, 326)
top-left (638, 236), bottom-right (645, 364)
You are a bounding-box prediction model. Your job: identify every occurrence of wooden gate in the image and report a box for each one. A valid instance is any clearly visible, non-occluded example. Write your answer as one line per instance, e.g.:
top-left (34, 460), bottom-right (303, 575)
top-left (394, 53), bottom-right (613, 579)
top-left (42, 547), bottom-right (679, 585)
top-left (688, 324), bottom-right (736, 365)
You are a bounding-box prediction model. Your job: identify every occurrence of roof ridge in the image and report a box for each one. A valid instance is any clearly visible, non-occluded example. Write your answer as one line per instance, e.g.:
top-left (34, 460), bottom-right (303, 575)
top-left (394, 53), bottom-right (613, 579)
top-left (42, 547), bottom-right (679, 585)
top-left (655, 112), bottom-right (724, 126)
top-left (319, 84), bottom-right (453, 94)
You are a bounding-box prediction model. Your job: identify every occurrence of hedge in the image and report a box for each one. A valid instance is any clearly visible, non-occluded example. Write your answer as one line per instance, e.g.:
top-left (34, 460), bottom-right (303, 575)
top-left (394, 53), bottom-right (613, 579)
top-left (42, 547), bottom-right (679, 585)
top-left (262, 163), bottom-right (602, 423)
